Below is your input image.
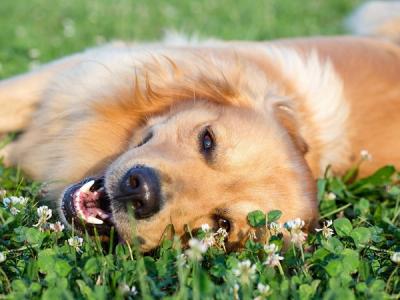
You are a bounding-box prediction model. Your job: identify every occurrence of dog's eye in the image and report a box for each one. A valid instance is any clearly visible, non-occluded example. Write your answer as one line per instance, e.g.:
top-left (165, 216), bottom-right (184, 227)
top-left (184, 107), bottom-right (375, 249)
top-left (137, 131), bottom-right (153, 147)
top-left (217, 217), bottom-right (231, 233)
top-left (199, 127), bottom-right (215, 155)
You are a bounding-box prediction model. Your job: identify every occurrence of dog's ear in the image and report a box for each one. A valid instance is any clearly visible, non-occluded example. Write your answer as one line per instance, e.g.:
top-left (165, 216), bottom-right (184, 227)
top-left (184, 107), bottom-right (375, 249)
top-left (0, 55), bottom-right (82, 133)
top-left (274, 103), bottom-right (309, 155)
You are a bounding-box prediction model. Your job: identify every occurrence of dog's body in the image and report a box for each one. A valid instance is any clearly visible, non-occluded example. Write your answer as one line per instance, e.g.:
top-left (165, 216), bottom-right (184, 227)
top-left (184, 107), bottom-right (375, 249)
top-left (0, 33), bottom-right (400, 250)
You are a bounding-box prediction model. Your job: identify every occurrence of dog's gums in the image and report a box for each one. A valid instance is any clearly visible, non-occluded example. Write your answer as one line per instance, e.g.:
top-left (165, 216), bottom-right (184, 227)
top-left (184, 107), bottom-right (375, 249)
top-left (73, 180), bottom-right (109, 224)
top-left (61, 177), bottom-right (114, 236)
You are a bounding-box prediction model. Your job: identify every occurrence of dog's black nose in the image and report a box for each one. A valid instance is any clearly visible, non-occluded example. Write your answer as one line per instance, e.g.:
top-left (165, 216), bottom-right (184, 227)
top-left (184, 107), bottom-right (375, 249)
top-left (118, 166), bottom-right (161, 219)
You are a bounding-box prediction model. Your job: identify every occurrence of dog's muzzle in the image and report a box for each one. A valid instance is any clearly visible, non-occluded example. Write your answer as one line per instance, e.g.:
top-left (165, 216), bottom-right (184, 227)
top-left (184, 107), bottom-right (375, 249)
top-left (60, 165), bottom-right (162, 238)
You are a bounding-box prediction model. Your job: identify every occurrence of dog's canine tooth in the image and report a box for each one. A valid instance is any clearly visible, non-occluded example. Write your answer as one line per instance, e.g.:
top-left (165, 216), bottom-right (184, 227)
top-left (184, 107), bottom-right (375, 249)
top-left (95, 208), bottom-right (109, 219)
top-left (87, 216), bottom-right (104, 224)
top-left (80, 180), bottom-right (95, 193)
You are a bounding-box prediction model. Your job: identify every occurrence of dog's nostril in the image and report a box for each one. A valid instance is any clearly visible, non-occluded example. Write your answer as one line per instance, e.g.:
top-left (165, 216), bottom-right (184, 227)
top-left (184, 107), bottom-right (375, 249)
top-left (132, 199), bottom-right (143, 209)
top-left (129, 176), bottom-right (140, 189)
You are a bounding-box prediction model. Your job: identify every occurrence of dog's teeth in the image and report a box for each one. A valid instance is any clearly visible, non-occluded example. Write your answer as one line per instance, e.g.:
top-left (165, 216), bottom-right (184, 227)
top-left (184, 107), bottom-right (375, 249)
top-left (80, 180), bottom-right (95, 193)
top-left (87, 216), bottom-right (104, 224)
top-left (95, 209), bottom-right (109, 219)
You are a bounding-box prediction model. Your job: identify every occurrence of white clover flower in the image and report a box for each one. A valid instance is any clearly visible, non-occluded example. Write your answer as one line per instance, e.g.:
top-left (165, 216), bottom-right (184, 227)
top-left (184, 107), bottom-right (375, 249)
top-left (326, 192), bottom-right (337, 201)
top-left (284, 218), bottom-right (307, 247)
top-left (0, 252), bottom-right (5, 263)
top-left (49, 221), bottom-right (65, 233)
top-left (248, 230), bottom-right (257, 241)
top-left (68, 236), bottom-right (84, 253)
top-left (119, 283), bottom-right (130, 295)
top-left (264, 252), bottom-right (284, 267)
top-left (185, 238), bottom-right (208, 261)
top-left (263, 243), bottom-right (284, 267)
top-left (315, 220), bottom-right (334, 239)
top-left (391, 252), bottom-right (400, 264)
top-left (18, 197), bottom-right (28, 205)
top-left (119, 284), bottom-right (137, 296)
top-left (37, 206), bottom-right (52, 219)
top-left (257, 283), bottom-right (271, 294)
top-left (130, 286), bottom-right (138, 296)
top-left (198, 226), bottom-right (228, 250)
top-left (201, 223), bottom-right (210, 232)
top-left (264, 243), bottom-right (279, 254)
top-left (202, 235), bottom-right (216, 247)
top-left (290, 231), bottom-right (307, 247)
top-left (28, 48), bottom-right (40, 59)
top-left (34, 206), bottom-right (52, 228)
top-left (176, 253), bottom-right (187, 267)
top-left (216, 227), bottom-right (228, 238)
top-left (3, 196), bottom-right (28, 208)
top-left (232, 260), bottom-right (257, 284)
top-left (214, 228), bottom-right (228, 251)
top-left (360, 149), bottom-right (372, 161)
top-left (268, 222), bottom-right (282, 235)
top-left (62, 19), bottom-right (76, 37)
top-left (284, 218), bottom-right (305, 231)
top-left (9, 207), bottom-right (20, 215)
top-left (200, 224), bottom-right (216, 247)
top-left (3, 197), bottom-right (11, 208)
top-left (0, 189), bottom-right (6, 198)
top-left (254, 283), bottom-right (272, 300)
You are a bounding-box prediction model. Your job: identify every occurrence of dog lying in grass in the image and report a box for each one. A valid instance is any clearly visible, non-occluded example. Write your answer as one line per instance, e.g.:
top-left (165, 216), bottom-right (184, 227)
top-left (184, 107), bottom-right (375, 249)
top-left (0, 4), bottom-right (399, 252)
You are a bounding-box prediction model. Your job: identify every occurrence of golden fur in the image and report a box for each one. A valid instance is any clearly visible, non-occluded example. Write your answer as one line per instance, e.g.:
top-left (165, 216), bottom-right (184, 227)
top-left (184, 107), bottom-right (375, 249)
top-left (0, 34), bottom-right (399, 251)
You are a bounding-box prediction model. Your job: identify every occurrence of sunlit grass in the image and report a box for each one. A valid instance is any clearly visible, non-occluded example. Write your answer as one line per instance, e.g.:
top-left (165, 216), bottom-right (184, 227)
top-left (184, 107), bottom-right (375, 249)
top-left (2, 1), bottom-right (399, 299)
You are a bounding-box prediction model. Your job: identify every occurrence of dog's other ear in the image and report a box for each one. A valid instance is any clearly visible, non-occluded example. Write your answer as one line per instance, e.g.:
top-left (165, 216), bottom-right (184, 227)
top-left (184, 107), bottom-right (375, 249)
top-left (0, 55), bottom-right (82, 133)
top-left (274, 103), bottom-right (308, 155)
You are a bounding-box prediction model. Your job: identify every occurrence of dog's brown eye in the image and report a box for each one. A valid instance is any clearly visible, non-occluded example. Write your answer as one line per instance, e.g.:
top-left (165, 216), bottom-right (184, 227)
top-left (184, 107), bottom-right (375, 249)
top-left (137, 131), bottom-right (153, 147)
top-left (199, 127), bottom-right (215, 155)
top-left (217, 217), bottom-right (231, 232)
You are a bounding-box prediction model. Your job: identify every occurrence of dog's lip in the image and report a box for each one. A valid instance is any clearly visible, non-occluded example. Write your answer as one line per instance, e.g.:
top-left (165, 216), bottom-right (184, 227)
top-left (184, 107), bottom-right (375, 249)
top-left (61, 176), bottom-right (114, 236)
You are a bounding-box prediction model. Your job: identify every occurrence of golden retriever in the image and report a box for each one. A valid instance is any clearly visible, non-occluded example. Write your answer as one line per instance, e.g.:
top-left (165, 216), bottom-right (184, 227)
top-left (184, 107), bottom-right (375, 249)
top-left (0, 4), bottom-right (400, 251)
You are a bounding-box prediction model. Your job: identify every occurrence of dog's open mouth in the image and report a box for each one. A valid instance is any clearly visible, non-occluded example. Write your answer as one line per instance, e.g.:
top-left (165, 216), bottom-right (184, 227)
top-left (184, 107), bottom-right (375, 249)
top-left (61, 177), bottom-right (114, 236)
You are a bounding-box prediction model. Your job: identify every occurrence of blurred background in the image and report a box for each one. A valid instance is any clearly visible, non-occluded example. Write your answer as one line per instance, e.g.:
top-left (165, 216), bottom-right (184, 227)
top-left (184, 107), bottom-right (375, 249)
top-left (0, 0), bottom-right (361, 79)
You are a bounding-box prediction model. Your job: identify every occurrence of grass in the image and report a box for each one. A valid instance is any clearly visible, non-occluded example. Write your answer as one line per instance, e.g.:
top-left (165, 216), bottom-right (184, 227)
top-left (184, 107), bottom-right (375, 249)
top-left (0, 0), bottom-right (361, 78)
top-left (1, 0), bottom-right (399, 299)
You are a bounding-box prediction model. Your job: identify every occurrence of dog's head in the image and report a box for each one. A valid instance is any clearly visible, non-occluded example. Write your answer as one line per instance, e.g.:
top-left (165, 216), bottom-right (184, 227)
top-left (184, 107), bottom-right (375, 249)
top-left (61, 100), bottom-right (317, 251)
top-left (59, 51), bottom-right (318, 251)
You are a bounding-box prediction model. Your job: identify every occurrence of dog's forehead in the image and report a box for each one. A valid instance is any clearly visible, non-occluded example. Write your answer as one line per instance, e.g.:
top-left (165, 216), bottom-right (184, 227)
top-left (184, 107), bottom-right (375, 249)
top-left (156, 103), bottom-right (271, 138)
top-left (148, 101), bottom-right (221, 126)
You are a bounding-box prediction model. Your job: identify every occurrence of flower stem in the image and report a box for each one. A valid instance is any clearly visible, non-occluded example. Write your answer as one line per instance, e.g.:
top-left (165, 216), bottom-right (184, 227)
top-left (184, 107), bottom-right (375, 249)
top-left (192, 262), bottom-right (200, 300)
top-left (320, 203), bottom-right (352, 219)
top-left (299, 245), bottom-right (305, 262)
top-left (386, 266), bottom-right (399, 293)
top-left (277, 262), bottom-right (285, 277)
top-left (0, 267), bottom-right (11, 293)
